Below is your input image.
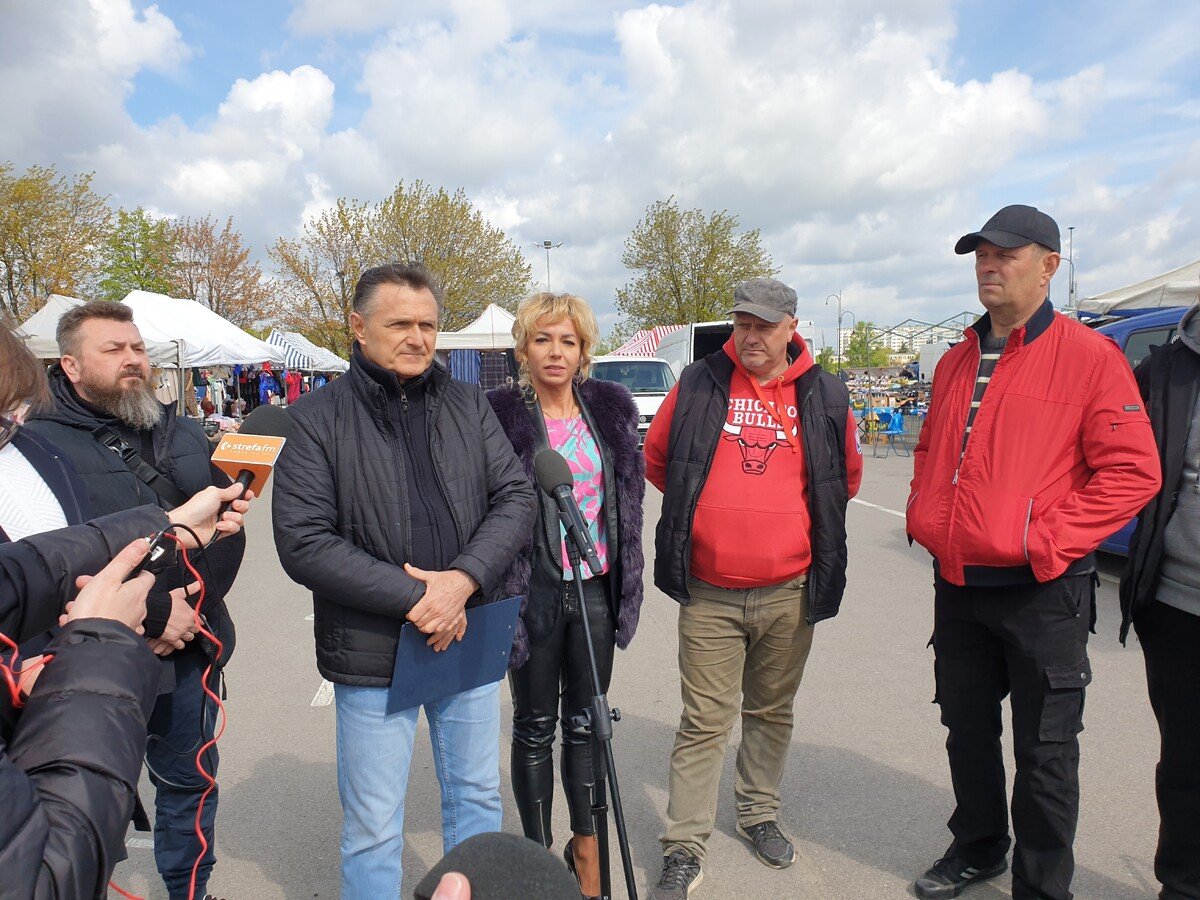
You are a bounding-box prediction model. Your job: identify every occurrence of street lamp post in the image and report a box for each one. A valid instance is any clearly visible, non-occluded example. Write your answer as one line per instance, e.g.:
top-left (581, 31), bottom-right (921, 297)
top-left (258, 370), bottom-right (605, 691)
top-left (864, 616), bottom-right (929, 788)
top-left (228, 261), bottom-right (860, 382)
top-left (534, 240), bottom-right (563, 291)
top-left (825, 292), bottom-right (842, 374)
top-left (1067, 226), bottom-right (1077, 310)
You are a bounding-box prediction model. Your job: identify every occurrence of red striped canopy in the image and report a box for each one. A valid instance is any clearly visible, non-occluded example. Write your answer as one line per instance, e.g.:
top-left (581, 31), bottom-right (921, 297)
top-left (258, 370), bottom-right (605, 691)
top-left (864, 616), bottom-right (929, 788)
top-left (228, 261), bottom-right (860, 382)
top-left (611, 325), bottom-right (685, 356)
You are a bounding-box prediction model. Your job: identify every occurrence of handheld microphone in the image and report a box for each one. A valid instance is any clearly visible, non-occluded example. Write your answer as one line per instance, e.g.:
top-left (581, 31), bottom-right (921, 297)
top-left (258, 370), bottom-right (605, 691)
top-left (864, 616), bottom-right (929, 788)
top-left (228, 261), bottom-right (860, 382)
top-left (533, 448), bottom-right (603, 575)
top-left (413, 831), bottom-right (579, 900)
top-left (211, 404), bottom-right (293, 517)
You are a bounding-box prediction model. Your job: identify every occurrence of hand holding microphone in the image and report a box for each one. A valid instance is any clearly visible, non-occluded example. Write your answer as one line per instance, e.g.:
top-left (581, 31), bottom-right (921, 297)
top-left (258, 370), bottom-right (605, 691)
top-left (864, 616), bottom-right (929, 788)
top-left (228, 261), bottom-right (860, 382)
top-left (211, 403), bottom-right (293, 520)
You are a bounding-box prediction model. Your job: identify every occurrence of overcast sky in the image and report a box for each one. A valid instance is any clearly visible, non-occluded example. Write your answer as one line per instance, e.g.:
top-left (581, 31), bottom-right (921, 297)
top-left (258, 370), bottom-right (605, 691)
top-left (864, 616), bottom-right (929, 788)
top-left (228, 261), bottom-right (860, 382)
top-left (1, 0), bottom-right (1196, 338)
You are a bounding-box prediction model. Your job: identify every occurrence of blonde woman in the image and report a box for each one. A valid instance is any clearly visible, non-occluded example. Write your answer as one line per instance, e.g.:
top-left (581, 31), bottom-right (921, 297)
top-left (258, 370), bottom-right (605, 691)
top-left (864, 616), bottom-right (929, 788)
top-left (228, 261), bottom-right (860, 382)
top-left (488, 293), bottom-right (645, 899)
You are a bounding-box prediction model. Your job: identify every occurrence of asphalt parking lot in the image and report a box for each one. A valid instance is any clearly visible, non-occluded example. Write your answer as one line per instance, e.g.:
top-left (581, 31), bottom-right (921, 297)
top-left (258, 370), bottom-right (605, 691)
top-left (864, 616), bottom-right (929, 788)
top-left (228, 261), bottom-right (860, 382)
top-left (109, 450), bottom-right (1163, 899)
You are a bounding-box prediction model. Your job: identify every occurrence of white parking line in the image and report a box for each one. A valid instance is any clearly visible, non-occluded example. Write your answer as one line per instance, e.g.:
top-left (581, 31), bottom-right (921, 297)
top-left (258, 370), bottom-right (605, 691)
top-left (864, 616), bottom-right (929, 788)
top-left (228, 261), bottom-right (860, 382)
top-left (126, 837), bottom-right (154, 850)
top-left (311, 679), bottom-right (335, 707)
top-left (850, 497), bottom-right (906, 519)
top-left (849, 498), bottom-right (1123, 585)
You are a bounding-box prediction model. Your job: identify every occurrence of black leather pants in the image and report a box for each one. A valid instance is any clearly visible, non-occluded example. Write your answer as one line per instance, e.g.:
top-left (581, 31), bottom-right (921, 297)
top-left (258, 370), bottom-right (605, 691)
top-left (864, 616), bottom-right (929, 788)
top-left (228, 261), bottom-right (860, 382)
top-left (509, 574), bottom-right (615, 846)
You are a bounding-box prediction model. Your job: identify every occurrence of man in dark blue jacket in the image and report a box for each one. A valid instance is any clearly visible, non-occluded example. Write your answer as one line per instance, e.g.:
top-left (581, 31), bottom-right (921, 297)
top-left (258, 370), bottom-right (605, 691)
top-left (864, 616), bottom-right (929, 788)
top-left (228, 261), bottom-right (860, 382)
top-left (25, 300), bottom-right (245, 900)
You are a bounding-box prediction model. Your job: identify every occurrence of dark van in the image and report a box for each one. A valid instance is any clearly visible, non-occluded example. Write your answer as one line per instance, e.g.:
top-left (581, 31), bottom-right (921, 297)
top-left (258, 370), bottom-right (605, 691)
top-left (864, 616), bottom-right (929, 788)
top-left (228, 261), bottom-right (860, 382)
top-left (1093, 306), bottom-right (1189, 554)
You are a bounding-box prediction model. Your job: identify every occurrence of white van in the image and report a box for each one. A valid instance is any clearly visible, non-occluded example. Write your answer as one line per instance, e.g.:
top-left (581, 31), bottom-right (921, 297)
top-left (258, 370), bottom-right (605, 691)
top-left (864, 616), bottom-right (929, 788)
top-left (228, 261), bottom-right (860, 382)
top-left (590, 356), bottom-right (676, 446)
top-left (656, 319), bottom-right (816, 380)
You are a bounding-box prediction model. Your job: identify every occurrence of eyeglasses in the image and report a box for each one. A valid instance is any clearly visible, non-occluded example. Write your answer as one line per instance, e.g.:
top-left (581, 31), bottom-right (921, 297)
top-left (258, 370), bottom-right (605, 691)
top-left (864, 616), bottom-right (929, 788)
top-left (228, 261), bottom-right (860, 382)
top-left (0, 417), bottom-right (18, 453)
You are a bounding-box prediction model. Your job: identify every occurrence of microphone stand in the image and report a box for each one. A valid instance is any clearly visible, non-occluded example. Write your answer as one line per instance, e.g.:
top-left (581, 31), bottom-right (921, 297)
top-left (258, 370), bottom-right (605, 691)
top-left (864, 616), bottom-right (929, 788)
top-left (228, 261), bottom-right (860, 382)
top-left (559, 513), bottom-right (638, 900)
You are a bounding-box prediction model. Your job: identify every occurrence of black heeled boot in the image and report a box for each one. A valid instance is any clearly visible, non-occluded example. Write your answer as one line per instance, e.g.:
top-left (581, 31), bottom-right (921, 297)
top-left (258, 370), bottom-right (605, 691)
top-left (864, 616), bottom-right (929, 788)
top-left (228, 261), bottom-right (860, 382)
top-left (510, 713), bottom-right (557, 847)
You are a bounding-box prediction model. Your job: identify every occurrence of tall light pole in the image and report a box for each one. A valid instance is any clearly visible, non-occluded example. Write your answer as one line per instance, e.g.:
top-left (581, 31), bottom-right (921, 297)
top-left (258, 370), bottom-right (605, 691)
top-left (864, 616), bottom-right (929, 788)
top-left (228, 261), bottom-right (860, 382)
top-left (1067, 226), bottom-right (1077, 310)
top-left (825, 292), bottom-right (842, 374)
top-left (534, 240), bottom-right (562, 291)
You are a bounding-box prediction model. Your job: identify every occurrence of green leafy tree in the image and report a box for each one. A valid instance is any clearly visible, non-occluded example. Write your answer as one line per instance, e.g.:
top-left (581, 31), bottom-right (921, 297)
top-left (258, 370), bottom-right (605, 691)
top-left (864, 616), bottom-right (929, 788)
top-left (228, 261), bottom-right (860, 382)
top-left (846, 321), bottom-right (892, 368)
top-left (270, 198), bottom-right (373, 359)
top-left (271, 182), bottom-right (533, 356)
top-left (0, 162), bottom-right (111, 318)
top-left (815, 345), bottom-right (836, 371)
top-left (371, 180), bottom-right (532, 330)
top-left (171, 214), bottom-right (271, 329)
top-left (594, 320), bottom-right (639, 356)
top-left (99, 207), bottom-right (178, 302)
top-left (615, 197), bottom-right (777, 329)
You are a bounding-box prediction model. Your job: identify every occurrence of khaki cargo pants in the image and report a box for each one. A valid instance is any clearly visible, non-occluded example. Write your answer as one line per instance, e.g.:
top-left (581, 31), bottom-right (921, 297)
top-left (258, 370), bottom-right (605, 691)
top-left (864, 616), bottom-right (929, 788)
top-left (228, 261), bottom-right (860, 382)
top-left (661, 574), bottom-right (814, 861)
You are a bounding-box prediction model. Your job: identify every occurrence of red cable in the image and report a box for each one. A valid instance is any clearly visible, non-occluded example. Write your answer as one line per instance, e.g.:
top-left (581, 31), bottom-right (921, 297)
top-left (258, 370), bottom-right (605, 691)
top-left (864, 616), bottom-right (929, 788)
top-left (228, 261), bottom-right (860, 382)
top-left (2, 535), bottom-right (227, 900)
top-left (0, 630), bottom-right (55, 708)
top-left (170, 535), bottom-right (226, 900)
top-left (3, 632), bottom-right (139, 899)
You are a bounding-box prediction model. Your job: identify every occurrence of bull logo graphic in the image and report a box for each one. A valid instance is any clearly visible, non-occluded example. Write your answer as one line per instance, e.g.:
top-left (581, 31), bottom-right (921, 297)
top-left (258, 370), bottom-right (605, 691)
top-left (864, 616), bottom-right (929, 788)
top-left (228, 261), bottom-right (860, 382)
top-left (722, 422), bottom-right (787, 475)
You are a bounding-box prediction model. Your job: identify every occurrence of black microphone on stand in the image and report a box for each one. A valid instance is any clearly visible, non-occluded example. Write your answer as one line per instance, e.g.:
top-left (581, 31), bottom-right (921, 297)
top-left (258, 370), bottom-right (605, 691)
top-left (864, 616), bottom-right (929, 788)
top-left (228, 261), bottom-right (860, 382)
top-left (533, 450), bottom-right (603, 574)
top-left (532, 447), bottom-right (639, 900)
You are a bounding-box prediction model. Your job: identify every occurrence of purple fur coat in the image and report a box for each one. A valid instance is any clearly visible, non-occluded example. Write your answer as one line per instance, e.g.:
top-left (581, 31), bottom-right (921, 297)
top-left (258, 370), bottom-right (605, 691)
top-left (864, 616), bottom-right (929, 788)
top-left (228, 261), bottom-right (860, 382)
top-left (488, 379), bottom-right (646, 668)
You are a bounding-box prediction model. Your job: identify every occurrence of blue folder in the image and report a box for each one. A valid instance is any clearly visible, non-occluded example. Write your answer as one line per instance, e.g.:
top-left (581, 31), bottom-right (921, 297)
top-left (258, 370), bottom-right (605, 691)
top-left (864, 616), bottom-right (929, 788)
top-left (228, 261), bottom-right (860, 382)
top-left (387, 595), bottom-right (523, 714)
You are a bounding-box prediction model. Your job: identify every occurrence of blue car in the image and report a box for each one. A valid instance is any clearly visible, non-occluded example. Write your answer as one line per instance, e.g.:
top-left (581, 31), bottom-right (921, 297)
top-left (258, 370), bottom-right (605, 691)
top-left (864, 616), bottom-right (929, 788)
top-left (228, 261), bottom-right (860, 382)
top-left (1090, 306), bottom-right (1190, 554)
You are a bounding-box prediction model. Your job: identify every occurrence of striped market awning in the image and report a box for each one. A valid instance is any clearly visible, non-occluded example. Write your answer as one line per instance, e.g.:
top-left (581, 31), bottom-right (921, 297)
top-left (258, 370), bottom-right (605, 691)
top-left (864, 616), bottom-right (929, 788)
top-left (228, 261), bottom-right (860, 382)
top-left (266, 330), bottom-right (349, 372)
top-left (611, 325), bottom-right (685, 356)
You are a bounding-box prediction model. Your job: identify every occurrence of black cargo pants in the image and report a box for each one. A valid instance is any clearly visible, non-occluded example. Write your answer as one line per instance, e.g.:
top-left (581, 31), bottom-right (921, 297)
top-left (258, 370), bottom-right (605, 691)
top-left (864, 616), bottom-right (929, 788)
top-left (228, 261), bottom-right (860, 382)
top-left (932, 572), bottom-right (1094, 900)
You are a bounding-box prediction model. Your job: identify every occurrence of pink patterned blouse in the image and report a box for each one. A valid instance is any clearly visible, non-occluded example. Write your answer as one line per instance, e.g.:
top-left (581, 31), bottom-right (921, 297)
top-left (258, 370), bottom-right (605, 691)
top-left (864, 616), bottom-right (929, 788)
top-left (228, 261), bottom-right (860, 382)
top-left (544, 415), bottom-right (610, 580)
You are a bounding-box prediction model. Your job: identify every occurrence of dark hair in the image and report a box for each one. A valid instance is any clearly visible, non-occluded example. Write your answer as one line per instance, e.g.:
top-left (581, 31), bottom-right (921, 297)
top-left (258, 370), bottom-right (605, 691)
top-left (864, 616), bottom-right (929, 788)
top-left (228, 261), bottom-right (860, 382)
top-left (56, 300), bottom-right (135, 357)
top-left (1, 317), bottom-right (52, 415)
top-left (352, 263), bottom-right (444, 318)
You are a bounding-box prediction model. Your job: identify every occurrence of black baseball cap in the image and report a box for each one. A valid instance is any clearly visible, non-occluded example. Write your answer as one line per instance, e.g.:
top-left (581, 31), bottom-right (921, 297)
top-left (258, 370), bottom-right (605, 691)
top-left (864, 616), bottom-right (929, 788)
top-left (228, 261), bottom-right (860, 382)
top-left (955, 204), bottom-right (1061, 255)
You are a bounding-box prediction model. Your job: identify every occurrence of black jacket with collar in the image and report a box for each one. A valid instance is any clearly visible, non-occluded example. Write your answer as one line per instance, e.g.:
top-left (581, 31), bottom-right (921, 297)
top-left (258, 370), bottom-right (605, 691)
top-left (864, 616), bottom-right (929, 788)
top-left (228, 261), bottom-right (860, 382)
top-left (23, 367), bottom-right (244, 662)
top-left (1120, 319), bottom-right (1200, 642)
top-left (272, 344), bottom-right (538, 687)
top-left (0, 506), bottom-right (166, 899)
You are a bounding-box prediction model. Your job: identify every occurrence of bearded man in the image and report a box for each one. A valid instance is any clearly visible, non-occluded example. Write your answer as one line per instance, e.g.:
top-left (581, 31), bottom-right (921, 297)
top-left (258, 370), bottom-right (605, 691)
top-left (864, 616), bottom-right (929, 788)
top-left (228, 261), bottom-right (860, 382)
top-left (25, 300), bottom-right (246, 900)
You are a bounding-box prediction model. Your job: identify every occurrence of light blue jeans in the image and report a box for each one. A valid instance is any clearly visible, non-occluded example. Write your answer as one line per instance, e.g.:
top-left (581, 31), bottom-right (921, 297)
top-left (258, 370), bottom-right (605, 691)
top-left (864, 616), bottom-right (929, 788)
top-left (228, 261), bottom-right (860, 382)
top-left (333, 680), bottom-right (503, 899)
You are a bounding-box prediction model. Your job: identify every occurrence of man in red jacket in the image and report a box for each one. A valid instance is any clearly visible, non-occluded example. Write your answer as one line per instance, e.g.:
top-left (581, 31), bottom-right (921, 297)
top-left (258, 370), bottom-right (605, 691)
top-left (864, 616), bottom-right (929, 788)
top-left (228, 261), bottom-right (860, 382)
top-left (907, 205), bottom-right (1161, 900)
top-left (643, 279), bottom-right (862, 899)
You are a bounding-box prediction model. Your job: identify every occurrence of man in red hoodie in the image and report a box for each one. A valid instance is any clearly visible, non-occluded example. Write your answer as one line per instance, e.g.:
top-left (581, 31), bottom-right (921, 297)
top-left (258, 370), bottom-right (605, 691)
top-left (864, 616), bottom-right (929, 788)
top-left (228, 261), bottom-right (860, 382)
top-left (907, 206), bottom-right (1161, 900)
top-left (643, 278), bottom-right (862, 899)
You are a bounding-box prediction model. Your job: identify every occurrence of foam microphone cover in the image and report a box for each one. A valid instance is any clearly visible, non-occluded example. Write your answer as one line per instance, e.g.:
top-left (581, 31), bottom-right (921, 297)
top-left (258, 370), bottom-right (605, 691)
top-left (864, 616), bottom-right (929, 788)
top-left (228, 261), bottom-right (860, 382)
top-left (533, 448), bottom-right (573, 496)
top-left (237, 402), bottom-right (294, 438)
top-left (412, 831), bottom-right (579, 900)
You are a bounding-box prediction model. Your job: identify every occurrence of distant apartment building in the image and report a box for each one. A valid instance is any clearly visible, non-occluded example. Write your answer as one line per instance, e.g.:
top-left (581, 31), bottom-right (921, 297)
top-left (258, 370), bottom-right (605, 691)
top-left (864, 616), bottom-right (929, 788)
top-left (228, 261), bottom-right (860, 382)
top-left (837, 322), bottom-right (963, 357)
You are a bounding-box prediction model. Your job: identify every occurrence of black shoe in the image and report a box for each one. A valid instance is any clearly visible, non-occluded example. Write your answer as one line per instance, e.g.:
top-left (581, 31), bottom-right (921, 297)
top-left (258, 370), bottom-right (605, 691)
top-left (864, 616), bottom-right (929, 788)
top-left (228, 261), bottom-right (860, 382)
top-left (563, 840), bottom-right (600, 900)
top-left (913, 855), bottom-right (1008, 899)
top-left (736, 820), bottom-right (795, 869)
top-left (647, 848), bottom-right (703, 900)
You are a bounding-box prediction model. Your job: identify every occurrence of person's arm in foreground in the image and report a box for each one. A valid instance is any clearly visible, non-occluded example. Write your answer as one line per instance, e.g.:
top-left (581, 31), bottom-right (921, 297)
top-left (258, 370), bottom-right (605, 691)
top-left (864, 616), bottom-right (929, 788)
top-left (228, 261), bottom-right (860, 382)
top-left (0, 540), bottom-right (162, 899)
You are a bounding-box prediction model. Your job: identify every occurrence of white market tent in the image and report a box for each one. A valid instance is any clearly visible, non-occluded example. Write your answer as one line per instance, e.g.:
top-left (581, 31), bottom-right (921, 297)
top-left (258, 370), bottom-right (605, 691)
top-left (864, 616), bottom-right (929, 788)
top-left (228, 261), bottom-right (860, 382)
top-left (1078, 258), bottom-right (1200, 315)
top-left (121, 290), bottom-right (285, 367)
top-left (436, 303), bottom-right (517, 350)
top-left (17, 294), bottom-right (180, 365)
top-left (266, 329), bottom-right (349, 372)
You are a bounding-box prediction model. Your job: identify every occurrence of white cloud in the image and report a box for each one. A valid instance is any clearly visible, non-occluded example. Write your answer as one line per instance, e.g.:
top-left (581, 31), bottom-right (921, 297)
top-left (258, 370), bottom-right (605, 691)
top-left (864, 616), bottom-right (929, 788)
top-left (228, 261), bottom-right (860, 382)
top-left (0, 0), bottom-right (189, 163)
top-left (0, 0), bottom-right (1195, 332)
top-left (90, 0), bottom-right (189, 78)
